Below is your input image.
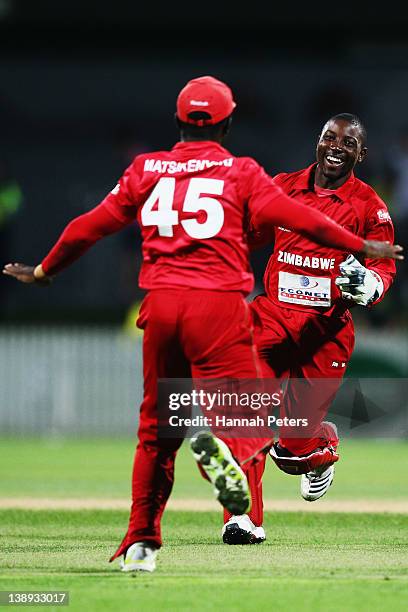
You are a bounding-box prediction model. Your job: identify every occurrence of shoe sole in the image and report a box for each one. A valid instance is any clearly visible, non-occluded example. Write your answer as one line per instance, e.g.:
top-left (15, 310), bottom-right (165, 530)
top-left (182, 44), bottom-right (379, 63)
top-left (222, 523), bottom-right (265, 545)
top-left (190, 432), bottom-right (250, 515)
top-left (121, 561), bottom-right (156, 573)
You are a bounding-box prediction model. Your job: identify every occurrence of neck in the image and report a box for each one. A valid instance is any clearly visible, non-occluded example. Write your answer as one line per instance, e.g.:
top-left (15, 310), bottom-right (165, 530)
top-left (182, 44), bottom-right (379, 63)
top-left (314, 164), bottom-right (351, 190)
top-left (180, 135), bottom-right (223, 143)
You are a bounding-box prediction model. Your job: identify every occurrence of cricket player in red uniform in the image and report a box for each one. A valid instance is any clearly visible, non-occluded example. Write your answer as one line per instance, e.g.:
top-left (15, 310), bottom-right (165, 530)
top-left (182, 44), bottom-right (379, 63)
top-left (3, 82), bottom-right (402, 571)
top-left (221, 113), bottom-right (399, 546)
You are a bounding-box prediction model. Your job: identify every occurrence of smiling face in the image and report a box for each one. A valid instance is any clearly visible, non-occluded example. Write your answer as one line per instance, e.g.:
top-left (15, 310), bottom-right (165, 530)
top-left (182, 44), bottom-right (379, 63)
top-left (315, 118), bottom-right (367, 188)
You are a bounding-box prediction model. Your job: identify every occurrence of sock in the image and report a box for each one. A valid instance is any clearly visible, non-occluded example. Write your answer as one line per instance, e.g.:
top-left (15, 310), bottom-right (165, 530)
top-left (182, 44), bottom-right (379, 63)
top-left (223, 454), bottom-right (266, 526)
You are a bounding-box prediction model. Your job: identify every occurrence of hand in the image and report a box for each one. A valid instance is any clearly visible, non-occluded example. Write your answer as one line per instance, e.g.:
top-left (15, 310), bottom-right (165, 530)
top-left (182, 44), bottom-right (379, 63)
top-left (335, 255), bottom-right (383, 306)
top-left (362, 240), bottom-right (404, 260)
top-left (2, 263), bottom-right (52, 285)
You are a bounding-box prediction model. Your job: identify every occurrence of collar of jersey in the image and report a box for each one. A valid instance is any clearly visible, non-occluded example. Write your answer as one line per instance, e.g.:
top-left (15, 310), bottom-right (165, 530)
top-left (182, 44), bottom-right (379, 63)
top-left (293, 163), bottom-right (356, 202)
top-left (173, 141), bottom-right (229, 154)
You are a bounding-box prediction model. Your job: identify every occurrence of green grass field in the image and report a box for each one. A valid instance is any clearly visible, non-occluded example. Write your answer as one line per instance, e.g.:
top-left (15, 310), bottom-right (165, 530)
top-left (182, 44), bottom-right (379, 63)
top-left (1, 439), bottom-right (407, 611)
top-left (1, 437), bottom-right (407, 500)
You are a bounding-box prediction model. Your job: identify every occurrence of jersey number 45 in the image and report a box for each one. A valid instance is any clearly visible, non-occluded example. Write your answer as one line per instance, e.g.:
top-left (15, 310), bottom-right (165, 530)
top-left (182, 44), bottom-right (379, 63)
top-left (141, 177), bottom-right (225, 239)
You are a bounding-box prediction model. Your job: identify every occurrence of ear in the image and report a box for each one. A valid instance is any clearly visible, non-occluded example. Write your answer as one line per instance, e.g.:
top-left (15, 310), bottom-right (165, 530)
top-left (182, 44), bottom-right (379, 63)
top-left (315, 134), bottom-right (321, 159)
top-left (358, 147), bottom-right (368, 163)
top-left (222, 116), bottom-right (233, 136)
top-left (175, 114), bottom-right (185, 140)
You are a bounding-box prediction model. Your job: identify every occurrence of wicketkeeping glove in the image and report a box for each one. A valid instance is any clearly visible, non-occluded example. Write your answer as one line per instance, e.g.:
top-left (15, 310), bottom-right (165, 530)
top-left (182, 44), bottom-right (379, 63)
top-left (335, 254), bottom-right (384, 306)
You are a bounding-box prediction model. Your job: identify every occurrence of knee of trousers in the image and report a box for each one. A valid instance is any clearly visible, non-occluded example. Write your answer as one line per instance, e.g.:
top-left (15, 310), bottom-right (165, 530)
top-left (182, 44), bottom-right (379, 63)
top-left (269, 443), bottom-right (339, 475)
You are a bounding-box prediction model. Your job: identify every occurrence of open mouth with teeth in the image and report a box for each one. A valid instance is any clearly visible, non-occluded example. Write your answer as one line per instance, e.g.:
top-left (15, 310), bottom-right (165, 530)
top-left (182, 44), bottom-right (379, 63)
top-left (325, 154), bottom-right (345, 167)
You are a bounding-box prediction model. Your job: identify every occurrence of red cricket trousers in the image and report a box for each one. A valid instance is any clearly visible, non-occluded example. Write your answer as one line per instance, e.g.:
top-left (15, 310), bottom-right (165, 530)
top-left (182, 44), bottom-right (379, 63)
top-left (250, 295), bottom-right (355, 456)
top-left (111, 288), bottom-right (272, 559)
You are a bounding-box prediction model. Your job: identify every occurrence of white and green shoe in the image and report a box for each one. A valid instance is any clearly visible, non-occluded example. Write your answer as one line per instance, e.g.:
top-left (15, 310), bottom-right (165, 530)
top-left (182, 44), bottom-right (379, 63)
top-left (121, 542), bottom-right (158, 573)
top-left (190, 431), bottom-right (250, 515)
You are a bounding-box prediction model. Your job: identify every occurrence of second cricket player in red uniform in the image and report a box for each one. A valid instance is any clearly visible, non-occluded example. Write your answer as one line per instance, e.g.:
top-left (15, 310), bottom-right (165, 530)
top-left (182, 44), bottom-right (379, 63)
top-left (221, 114), bottom-right (398, 545)
top-left (3, 82), bottom-right (402, 568)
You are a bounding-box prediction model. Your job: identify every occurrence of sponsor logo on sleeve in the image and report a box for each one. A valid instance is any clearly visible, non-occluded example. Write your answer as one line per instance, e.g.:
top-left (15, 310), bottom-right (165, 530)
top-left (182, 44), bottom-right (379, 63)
top-left (377, 209), bottom-right (392, 223)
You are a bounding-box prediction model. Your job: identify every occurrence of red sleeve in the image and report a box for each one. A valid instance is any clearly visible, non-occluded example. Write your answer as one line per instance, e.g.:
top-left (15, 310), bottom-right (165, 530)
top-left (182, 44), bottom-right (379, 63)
top-left (99, 159), bottom-right (141, 222)
top-left (244, 161), bottom-right (364, 253)
top-left (246, 173), bottom-right (288, 251)
top-left (363, 197), bottom-right (396, 303)
top-left (247, 224), bottom-right (275, 252)
top-left (41, 204), bottom-right (133, 276)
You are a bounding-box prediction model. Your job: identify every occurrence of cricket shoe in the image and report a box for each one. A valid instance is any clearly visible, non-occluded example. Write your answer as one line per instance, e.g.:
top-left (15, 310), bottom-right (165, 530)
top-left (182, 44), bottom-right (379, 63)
top-left (222, 514), bottom-right (266, 545)
top-left (301, 465), bottom-right (335, 501)
top-left (190, 431), bottom-right (251, 515)
top-left (120, 542), bottom-right (158, 573)
top-left (301, 421), bottom-right (338, 502)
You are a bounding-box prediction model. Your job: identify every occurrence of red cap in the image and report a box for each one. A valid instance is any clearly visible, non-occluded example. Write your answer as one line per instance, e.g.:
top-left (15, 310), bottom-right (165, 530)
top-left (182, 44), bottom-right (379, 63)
top-left (176, 76), bottom-right (236, 126)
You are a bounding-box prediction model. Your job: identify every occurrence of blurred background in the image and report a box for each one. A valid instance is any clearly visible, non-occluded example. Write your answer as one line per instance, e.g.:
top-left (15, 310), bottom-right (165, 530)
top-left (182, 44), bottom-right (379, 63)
top-left (0, 0), bottom-right (407, 436)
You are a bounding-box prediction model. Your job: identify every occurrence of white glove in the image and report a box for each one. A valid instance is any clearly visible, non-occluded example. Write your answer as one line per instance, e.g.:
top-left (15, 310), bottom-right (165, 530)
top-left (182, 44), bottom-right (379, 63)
top-left (335, 254), bottom-right (384, 306)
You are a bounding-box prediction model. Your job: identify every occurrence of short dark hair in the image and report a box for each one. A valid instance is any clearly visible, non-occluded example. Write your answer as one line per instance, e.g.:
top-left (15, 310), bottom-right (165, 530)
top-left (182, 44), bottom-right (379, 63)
top-left (329, 113), bottom-right (367, 146)
top-left (177, 114), bottom-right (231, 141)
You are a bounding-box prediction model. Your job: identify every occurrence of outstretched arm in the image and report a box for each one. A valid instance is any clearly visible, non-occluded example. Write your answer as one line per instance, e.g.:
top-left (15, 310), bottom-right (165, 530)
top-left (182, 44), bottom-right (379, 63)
top-left (252, 189), bottom-right (403, 260)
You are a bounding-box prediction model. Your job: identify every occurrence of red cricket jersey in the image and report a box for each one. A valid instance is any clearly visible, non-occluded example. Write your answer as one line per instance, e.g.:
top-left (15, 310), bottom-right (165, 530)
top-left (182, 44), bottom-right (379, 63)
top-left (102, 141), bottom-right (258, 292)
top-left (260, 164), bottom-right (396, 316)
top-left (102, 141), bottom-right (356, 295)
